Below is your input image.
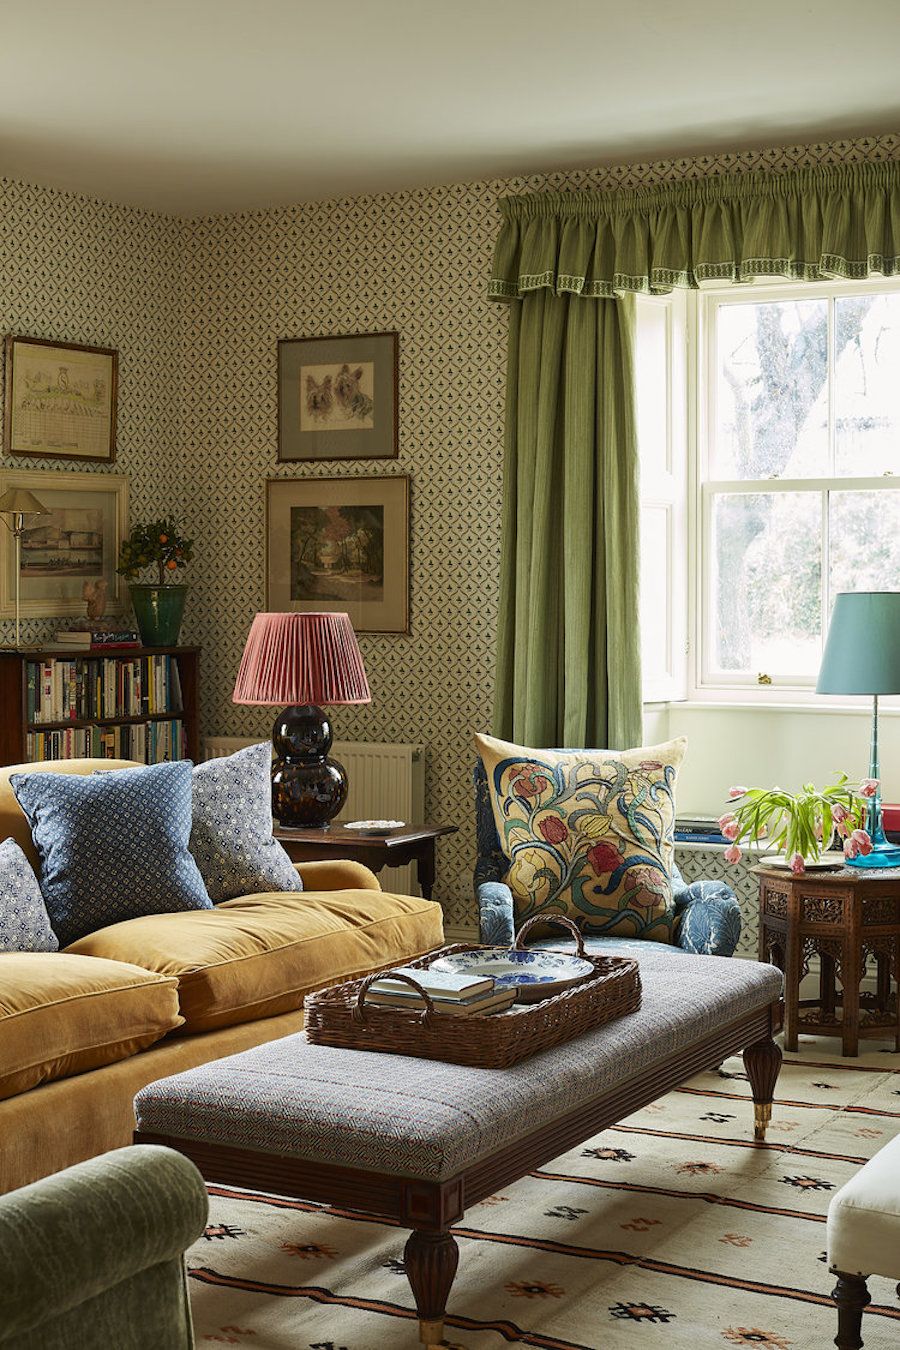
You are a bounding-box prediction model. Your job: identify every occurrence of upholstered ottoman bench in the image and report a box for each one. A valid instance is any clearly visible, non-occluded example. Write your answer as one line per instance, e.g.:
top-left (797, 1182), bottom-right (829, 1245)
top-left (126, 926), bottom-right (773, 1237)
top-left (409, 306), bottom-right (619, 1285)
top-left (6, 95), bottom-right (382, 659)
top-left (134, 945), bottom-right (782, 1348)
top-left (828, 1132), bottom-right (900, 1348)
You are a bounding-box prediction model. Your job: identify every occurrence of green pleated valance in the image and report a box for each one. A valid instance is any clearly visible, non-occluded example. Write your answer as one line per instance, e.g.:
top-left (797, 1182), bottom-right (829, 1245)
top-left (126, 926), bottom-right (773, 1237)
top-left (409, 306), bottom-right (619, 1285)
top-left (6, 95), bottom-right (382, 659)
top-left (488, 160), bottom-right (900, 301)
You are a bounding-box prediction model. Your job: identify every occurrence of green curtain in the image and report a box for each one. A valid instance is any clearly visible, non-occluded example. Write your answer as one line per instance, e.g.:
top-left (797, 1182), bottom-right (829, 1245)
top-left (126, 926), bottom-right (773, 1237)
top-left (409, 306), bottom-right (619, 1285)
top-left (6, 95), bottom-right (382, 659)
top-left (489, 158), bottom-right (900, 749)
top-left (493, 289), bottom-right (641, 749)
top-left (489, 160), bottom-right (900, 300)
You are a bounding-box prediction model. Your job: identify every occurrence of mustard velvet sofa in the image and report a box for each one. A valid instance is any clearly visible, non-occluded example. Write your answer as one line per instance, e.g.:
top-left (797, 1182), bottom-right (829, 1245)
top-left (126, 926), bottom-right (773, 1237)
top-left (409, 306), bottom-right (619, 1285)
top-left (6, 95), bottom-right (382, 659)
top-left (0, 759), bottom-right (444, 1194)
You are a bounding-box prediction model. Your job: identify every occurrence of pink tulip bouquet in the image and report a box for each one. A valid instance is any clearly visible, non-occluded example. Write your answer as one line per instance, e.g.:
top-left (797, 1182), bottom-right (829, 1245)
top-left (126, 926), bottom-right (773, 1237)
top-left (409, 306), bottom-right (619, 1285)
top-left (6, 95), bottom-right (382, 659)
top-left (719, 776), bottom-right (878, 875)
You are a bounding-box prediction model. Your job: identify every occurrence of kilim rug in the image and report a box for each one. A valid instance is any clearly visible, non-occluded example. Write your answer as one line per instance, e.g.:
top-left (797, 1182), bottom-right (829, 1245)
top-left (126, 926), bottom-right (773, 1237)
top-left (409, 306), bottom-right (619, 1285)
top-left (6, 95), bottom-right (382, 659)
top-left (186, 1038), bottom-right (900, 1349)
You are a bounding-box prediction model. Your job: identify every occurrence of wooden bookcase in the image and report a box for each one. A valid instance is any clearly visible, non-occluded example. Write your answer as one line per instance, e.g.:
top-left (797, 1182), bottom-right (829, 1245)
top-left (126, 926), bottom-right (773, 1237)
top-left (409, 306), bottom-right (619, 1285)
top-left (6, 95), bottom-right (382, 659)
top-left (0, 646), bottom-right (200, 767)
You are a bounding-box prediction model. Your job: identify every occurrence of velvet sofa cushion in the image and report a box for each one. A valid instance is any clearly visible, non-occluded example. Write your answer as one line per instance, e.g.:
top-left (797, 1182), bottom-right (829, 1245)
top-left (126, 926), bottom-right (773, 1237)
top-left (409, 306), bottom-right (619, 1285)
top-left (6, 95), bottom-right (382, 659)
top-left (66, 889), bottom-right (444, 1033)
top-left (189, 742), bottom-right (302, 902)
top-left (475, 732), bottom-right (686, 943)
top-left (0, 953), bottom-right (182, 1102)
top-left (11, 760), bottom-right (212, 946)
top-left (0, 838), bottom-right (58, 953)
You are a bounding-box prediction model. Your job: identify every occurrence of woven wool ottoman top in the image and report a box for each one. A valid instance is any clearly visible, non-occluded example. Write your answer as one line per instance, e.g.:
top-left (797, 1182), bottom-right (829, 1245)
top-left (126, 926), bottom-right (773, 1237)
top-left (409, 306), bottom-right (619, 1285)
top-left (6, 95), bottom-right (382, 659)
top-left (135, 946), bottom-right (781, 1182)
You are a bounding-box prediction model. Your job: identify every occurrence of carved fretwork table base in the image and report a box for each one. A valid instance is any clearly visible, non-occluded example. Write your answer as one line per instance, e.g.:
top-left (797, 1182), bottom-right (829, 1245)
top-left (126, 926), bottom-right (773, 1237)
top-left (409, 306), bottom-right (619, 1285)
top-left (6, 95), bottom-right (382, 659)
top-left (755, 864), bottom-right (900, 1056)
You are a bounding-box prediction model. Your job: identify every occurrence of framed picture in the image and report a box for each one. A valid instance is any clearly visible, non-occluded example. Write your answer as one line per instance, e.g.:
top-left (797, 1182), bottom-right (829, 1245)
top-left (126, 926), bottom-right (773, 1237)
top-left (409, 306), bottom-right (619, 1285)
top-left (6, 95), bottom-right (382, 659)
top-left (267, 475), bottom-right (409, 633)
top-left (0, 469), bottom-right (128, 619)
top-left (277, 331), bottom-right (398, 462)
top-left (4, 336), bottom-right (118, 463)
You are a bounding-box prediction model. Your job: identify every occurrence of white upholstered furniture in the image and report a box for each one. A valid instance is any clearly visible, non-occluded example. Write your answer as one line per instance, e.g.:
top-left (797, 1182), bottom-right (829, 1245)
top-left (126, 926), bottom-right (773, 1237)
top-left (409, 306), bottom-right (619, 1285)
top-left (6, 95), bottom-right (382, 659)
top-left (827, 1132), bottom-right (900, 1348)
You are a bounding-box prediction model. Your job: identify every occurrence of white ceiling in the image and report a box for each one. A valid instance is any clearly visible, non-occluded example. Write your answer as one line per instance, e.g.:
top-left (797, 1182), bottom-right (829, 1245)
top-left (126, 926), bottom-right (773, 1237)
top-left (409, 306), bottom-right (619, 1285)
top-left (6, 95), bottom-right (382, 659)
top-left (0, 0), bottom-right (898, 218)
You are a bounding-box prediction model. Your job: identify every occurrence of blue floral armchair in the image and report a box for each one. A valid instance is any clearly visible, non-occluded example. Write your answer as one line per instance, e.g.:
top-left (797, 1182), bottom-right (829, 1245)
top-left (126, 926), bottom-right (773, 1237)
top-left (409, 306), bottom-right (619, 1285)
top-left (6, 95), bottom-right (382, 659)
top-left (473, 758), bottom-right (741, 957)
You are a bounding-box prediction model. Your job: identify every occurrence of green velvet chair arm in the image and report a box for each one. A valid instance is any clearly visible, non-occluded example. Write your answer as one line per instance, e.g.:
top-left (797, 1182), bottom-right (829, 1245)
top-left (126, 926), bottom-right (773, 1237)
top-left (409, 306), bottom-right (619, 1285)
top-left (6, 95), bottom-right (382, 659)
top-left (0, 1145), bottom-right (208, 1348)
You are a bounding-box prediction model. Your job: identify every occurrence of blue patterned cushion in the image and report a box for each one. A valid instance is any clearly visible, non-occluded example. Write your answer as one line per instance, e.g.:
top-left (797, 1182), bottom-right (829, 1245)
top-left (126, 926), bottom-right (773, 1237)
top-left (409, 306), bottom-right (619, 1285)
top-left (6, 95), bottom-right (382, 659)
top-left (189, 743), bottom-right (302, 903)
top-left (0, 838), bottom-right (58, 952)
top-left (11, 762), bottom-right (212, 946)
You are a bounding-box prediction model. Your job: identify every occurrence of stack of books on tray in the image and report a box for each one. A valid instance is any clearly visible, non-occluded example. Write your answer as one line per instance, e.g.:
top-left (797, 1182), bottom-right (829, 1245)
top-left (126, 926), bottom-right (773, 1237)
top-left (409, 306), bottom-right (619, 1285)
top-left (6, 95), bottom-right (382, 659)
top-left (366, 967), bottom-right (516, 1016)
top-left (54, 629), bottom-right (142, 650)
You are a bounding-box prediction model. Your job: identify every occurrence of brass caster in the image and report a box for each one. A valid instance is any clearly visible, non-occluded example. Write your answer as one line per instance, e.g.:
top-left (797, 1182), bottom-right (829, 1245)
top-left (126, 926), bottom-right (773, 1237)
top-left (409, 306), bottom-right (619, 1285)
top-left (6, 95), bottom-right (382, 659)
top-left (419, 1317), bottom-right (445, 1346)
top-left (754, 1101), bottom-right (772, 1141)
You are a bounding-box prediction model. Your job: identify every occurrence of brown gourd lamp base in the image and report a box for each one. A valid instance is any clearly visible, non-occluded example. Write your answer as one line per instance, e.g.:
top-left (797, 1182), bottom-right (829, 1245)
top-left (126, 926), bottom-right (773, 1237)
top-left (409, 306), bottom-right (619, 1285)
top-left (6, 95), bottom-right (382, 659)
top-left (271, 703), bottom-right (348, 828)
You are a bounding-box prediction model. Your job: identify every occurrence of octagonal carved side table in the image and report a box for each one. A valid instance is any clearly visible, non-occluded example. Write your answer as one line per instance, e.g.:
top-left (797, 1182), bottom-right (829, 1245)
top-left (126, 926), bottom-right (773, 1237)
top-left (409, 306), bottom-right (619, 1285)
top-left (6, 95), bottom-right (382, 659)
top-left (755, 864), bottom-right (900, 1057)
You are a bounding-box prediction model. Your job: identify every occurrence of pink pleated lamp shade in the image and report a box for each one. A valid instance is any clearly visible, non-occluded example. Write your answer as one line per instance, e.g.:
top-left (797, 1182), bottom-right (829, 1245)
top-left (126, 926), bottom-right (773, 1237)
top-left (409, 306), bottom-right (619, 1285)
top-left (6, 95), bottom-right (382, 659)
top-left (233, 612), bottom-right (371, 707)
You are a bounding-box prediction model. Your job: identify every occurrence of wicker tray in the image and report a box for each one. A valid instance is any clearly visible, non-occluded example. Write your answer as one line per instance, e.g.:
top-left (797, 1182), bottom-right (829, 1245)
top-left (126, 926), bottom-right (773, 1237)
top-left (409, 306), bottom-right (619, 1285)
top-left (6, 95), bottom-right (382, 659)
top-left (304, 916), bottom-right (642, 1069)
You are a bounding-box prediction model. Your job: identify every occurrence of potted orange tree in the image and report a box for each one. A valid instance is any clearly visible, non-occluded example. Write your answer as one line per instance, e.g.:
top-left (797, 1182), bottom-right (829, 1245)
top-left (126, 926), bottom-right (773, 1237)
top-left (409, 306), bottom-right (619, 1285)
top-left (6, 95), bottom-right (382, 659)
top-left (117, 516), bottom-right (193, 647)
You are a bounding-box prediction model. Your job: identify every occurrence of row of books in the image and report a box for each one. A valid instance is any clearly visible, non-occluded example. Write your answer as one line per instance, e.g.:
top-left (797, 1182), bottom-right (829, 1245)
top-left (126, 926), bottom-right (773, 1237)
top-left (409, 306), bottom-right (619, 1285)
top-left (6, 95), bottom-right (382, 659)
top-left (26, 656), bottom-right (183, 725)
top-left (366, 967), bottom-right (515, 1017)
top-left (26, 719), bottom-right (187, 764)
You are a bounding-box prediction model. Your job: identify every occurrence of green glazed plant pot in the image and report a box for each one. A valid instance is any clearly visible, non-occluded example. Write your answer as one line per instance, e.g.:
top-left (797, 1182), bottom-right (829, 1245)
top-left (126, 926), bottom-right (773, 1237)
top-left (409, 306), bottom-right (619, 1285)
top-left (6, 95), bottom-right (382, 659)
top-left (129, 584), bottom-right (188, 647)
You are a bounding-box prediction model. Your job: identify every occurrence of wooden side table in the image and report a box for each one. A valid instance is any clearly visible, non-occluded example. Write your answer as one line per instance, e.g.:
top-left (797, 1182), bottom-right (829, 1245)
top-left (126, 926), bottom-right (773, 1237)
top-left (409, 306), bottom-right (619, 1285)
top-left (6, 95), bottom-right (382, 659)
top-left (273, 823), bottom-right (457, 901)
top-left (755, 864), bottom-right (900, 1056)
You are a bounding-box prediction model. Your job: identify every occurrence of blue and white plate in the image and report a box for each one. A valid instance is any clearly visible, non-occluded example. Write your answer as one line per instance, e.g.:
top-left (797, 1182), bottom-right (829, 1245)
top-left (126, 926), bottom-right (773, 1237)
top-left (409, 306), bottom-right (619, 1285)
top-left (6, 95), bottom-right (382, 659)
top-left (429, 947), bottom-right (593, 1002)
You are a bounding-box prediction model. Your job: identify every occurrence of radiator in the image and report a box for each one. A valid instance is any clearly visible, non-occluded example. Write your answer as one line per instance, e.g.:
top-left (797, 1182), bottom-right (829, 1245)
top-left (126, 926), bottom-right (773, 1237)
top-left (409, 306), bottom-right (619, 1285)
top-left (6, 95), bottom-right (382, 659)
top-left (203, 736), bottom-right (425, 894)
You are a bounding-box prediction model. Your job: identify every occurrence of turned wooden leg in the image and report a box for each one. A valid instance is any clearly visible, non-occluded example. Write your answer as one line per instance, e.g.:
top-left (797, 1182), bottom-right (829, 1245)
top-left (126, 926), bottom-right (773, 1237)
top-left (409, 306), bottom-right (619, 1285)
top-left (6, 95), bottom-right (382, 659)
top-left (831, 1271), bottom-right (870, 1349)
top-left (743, 1035), bottom-right (782, 1141)
top-left (404, 1228), bottom-right (459, 1347)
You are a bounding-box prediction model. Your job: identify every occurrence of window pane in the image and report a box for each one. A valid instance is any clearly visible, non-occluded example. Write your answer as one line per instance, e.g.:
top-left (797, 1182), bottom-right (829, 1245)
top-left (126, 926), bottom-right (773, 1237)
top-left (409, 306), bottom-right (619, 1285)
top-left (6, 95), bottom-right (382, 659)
top-left (710, 492), bottom-right (821, 676)
top-left (834, 294), bottom-right (900, 476)
top-left (713, 299), bottom-right (828, 480)
top-left (829, 491), bottom-right (900, 602)
top-left (641, 504), bottom-right (669, 688)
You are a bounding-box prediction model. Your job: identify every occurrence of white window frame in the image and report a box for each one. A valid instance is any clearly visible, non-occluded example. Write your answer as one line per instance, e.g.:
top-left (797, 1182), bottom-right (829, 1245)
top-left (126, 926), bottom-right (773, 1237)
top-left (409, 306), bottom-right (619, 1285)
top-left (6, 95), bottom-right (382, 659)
top-left (688, 275), bottom-right (900, 705)
top-left (637, 291), bottom-right (688, 704)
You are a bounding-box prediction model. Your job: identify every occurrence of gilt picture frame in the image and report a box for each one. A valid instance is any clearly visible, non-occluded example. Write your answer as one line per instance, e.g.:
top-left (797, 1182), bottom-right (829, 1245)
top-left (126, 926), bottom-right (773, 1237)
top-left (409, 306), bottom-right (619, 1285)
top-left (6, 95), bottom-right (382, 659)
top-left (0, 468), bottom-right (128, 619)
top-left (266, 475), bottom-right (409, 633)
top-left (4, 335), bottom-right (118, 462)
top-left (277, 331), bottom-right (398, 462)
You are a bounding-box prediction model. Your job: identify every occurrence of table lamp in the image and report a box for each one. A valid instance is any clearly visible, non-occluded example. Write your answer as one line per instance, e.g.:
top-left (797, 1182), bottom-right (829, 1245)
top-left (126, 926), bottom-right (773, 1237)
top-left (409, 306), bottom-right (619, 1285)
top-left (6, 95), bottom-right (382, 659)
top-left (233, 611), bottom-right (371, 827)
top-left (817, 591), bottom-right (900, 868)
top-left (0, 487), bottom-right (50, 648)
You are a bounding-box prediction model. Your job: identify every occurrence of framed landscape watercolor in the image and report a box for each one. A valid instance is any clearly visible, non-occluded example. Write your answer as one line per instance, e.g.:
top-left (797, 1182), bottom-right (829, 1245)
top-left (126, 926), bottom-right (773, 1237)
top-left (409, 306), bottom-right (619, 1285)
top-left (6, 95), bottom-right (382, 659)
top-left (267, 476), bottom-right (409, 633)
top-left (277, 331), bottom-right (398, 462)
top-left (0, 469), bottom-right (128, 619)
top-left (4, 335), bottom-right (118, 462)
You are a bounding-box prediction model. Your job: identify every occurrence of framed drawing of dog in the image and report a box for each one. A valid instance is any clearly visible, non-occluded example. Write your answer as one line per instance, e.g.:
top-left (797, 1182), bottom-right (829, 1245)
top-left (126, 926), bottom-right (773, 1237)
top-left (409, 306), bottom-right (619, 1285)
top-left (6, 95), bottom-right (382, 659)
top-left (277, 332), bottom-right (398, 462)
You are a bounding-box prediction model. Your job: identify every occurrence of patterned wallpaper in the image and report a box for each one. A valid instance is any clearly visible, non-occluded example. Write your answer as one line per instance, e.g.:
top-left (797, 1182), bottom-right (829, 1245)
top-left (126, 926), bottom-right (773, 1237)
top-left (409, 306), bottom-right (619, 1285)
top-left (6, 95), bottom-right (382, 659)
top-left (2, 133), bottom-right (899, 930)
top-left (180, 132), bottom-right (900, 930)
top-left (0, 177), bottom-right (189, 645)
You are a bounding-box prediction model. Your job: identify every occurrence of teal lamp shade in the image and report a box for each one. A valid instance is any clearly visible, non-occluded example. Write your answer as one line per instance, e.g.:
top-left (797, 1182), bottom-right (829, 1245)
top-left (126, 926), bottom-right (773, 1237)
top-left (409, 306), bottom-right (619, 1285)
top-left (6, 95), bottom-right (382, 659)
top-left (816, 592), bottom-right (900, 695)
top-left (817, 591), bottom-right (900, 868)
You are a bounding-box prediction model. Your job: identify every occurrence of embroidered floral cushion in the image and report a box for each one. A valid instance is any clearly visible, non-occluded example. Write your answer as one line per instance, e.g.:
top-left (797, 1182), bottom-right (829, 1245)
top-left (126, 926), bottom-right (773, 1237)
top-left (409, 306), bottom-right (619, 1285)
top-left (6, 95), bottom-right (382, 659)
top-left (0, 837), bottom-right (58, 952)
top-left (474, 733), bottom-right (687, 943)
top-left (189, 743), bottom-right (303, 903)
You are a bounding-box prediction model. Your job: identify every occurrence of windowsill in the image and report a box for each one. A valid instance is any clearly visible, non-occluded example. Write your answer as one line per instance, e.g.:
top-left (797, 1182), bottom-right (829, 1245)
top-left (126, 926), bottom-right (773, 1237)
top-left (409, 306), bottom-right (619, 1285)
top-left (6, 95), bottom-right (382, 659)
top-left (645, 696), bottom-right (898, 716)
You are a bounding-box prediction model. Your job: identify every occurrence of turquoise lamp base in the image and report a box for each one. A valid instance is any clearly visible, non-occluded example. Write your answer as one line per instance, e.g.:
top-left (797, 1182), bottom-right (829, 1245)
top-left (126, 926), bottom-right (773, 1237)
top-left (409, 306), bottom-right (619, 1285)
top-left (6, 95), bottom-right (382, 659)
top-left (846, 816), bottom-right (900, 869)
top-left (846, 843), bottom-right (900, 869)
